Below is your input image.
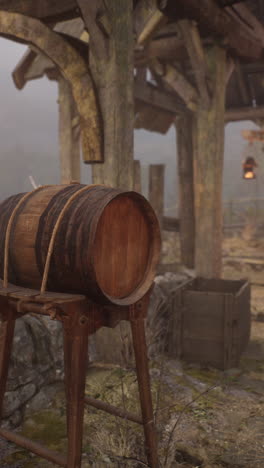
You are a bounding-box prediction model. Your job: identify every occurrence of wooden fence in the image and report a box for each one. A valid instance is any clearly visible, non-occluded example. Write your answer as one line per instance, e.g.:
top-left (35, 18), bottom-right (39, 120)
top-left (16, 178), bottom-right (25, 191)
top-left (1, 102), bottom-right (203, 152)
top-left (135, 161), bottom-right (264, 232)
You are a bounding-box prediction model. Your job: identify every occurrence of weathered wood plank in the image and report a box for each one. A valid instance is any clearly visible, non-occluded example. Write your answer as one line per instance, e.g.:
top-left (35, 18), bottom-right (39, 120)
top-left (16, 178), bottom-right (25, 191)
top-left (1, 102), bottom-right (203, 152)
top-left (193, 45), bottom-right (226, 278)
top-left (137, 10), bottom-right (166, 46)
top-left (161, 0), bottom-right (263, 61)
top-left (133, 160), bottom-right (142, 193)
top-left (178, 19), bottom-right (210, 107)
top-left (235, 60), bottom-right (250, 106)
top-left (153, 60), bottom-right (198, 111)
top-left (77, 0), bottom-right (134, 189)
top-left (135, 35), bottom-right (186, 66)
top-left (58, 77), bottom-right (80, 184)
top-left (225, 56), bottom-right (235, 84)
top-left (162, 216), bottom-right (180, 232)
top-left (176, 116), bottom-right (195, 268)
top-left (225, 106), bottom-right (264, 122)
top-left (148, 164), bottom-right (165, 227)
top-left (0, 0), bottom-right (78, 22)
top-left (0, 11), bottom-right (102, 163)
top-left (135, 81), bottom-right (184, 115)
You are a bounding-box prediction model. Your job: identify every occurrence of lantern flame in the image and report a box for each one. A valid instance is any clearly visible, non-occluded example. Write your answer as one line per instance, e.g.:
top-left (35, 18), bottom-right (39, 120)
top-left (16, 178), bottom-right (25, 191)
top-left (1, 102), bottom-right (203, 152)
top-left (244, 171), bottom-right (255, 179)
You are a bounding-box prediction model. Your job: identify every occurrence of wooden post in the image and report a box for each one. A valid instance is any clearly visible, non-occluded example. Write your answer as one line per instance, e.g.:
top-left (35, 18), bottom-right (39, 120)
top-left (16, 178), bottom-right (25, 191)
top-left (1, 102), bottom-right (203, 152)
top-left (133, 160), bottom-right (142, 193)
top-left (149, 164), bottom-right (165, 227)
top-left (193, 45), bottom-right (226, 277)
top-left (175, 116), bottom-right (195, 269)
top-left (130, 315), bottom-right (159, 467)
top-left (0, 303), bottom-right (16, 419)
top-left (77, 1), bottom-right (134, 190)
top-left (58, 77), bottom-right (80, 184)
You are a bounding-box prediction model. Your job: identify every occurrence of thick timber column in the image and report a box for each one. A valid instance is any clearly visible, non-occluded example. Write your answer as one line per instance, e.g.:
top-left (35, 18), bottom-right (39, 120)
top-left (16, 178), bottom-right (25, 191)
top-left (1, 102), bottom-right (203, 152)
top-left (153, 17), bottom-right (227, 277)
top-left (77, 1), bottom-right (134, 190)
top-left (175, 115), bottom-right (195, 269)
top-left (58, 77), bottom-right (80, 184)
top-left (193, 45), bottom-right (226, 277)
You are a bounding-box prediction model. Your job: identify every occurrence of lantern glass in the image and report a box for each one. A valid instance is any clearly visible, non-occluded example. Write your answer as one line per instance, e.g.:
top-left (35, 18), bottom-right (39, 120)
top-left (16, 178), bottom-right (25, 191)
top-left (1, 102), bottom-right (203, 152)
top-left (243, 171), bottom-right (256, 179)
top-left (242, 156), bottom-right (257, 180)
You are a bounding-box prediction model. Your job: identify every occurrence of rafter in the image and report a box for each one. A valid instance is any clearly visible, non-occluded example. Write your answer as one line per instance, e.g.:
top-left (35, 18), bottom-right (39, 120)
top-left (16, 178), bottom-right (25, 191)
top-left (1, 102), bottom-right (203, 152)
top-left (134, 80), bottom-right (185, 115)
top-left (225, 56), bottom-right (234, 84)
top-left (152, 60), bottom-right (198, 111)
top-left (0, 11), bottom-right (102, 163)
top-left (177, 19), bottom-right (210, 107)
top-left (161, 0), bottom-right (263, 61)
top-left (137, 10), bottom-right (167, 46)
top-left (225, 106), bottom-right (264, 122)
top-left (0, 0), bottom-right (78, 22)
top-left (235, 60), bottom-right (251, 106)
top-left (133, 0), bottom-right (167, 45)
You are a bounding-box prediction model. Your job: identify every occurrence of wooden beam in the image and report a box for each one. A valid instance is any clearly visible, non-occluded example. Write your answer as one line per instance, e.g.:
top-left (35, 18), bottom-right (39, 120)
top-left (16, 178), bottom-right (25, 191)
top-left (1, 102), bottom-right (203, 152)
top-left (133, 160), bottom-right (142, 193)
top-left (161, 0), bottom-right (263, 61)
top-left (235, 60), bottom-right (250, 106)
top-left (148, 164), bottom-right (165, 227)
top-left (226, 3), bottom-right (264, 48)
top-left (134, 0), bottom-right (166, 45)
top-left (0, 0), bottom-right (78, 22)
top-left (153, 60), bottom-right (198, 111)
top-left (134, 81), bottom-right (184, 115)
top-left (193, 45), bottom-right (226, 278)
top-left (225, 56), bottom-right (235, 84)
top-left (12, 49), bottom-right (37, 89)
top-left (178, 19), bottom-right (210, 107)
top-left (77, 0), bottom-right (134, 189)
top-left (175, 116), bottom-right (195, 269)
top-left (58, 77), bottom-right (80, 184)
top-left (225, 106), bottom-right (264, 122)
top-left (137, 10), bottom-right (167, 46)
top-left (0, 11), bottom-right (102, 163)
top-left (135, 35), bottom-right (186, 66)
top-left (135, 67), bottom-right (147, 85)
top-left (162, 216), bottom-right (180, 232)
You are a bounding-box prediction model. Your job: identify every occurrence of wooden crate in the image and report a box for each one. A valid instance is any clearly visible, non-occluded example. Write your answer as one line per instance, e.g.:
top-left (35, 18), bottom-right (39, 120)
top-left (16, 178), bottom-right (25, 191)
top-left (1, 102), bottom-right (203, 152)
top-left (169, 277), bottom-right (251, 370)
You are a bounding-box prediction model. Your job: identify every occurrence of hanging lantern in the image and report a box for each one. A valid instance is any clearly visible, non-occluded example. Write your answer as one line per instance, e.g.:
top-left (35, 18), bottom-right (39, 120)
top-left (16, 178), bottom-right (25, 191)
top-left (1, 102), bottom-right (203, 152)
top-left (242, 156), bottom-right (257, 180)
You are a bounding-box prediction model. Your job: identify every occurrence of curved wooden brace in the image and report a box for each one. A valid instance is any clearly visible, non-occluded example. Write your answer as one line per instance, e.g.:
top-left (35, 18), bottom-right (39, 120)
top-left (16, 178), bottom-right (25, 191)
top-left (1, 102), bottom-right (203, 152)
top-left (0, 11), bottom-right (103, 163)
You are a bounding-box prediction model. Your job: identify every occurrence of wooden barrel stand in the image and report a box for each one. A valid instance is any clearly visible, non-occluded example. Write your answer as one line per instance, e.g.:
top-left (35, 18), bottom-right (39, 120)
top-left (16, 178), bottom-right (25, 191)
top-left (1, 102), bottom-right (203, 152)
top-left (0, 184), bottom-right (161, 468)
top-left (0, 283), bottom-right (159, 468)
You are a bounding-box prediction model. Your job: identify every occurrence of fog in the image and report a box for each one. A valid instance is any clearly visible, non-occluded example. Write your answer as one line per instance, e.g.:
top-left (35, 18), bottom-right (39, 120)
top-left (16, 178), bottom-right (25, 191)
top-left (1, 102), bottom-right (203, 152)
top-left (0, 38), bottom-right (262, 215)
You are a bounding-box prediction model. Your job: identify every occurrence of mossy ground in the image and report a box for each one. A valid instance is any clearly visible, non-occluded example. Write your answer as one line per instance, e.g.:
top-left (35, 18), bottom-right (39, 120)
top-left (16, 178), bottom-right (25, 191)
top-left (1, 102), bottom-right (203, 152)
top-left (1, 234), bottom-right (264, 467)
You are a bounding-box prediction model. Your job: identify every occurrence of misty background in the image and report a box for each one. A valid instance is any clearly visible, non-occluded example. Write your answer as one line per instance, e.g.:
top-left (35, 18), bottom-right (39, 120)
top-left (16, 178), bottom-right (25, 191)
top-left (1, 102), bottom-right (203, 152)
top-left (1, 38), bottom-right (263, 216)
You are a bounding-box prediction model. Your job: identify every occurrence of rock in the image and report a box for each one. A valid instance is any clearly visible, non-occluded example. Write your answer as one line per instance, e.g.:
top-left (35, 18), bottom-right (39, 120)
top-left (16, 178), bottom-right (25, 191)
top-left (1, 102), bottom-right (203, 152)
top-left (3, 383), bottom-right (36, 418)
top-left (24, 383), bottom-right (63, 415)
top-left (39, 317), bottom-right (64, 369)
top-left (0, 313), bottom-right (65, 424)
top-left (185, 375), bottom-right (208, 392)
top-left (166, 359), bottom-right (183, 377)
top-left (9, 409), bottom-right (23, 428)
top-left (11, 318), bottom-right (35, 365)
top-left (7, 315), bottom-right (57, 393)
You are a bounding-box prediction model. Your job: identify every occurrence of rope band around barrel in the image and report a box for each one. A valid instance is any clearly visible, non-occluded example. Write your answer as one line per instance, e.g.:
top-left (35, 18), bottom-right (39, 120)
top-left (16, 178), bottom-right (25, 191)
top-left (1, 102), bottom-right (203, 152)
top-left (3, 186), bottom-right (51, 289)
top-left (3, 184), bottom-right (101, 293)
top-left (40, 184), bottom-right (101, 294)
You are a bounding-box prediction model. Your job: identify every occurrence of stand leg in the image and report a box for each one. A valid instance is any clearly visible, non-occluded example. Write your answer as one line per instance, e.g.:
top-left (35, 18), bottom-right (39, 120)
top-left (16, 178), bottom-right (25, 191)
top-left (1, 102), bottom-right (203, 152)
top-left (63, 309), bottom-right (89, 468)
top-left (130, 317), bottom-right (159, 468)
top-left (0, 303), bottom-right (16, 420)
top-left (63, 326), bottom-right (72, 437)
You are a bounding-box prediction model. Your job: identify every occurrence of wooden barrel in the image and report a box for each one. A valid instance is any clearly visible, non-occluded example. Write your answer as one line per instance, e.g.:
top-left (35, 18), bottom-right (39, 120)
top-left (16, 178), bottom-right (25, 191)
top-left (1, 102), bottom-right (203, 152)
top-left (0, 184), bottom-right (161, 305)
